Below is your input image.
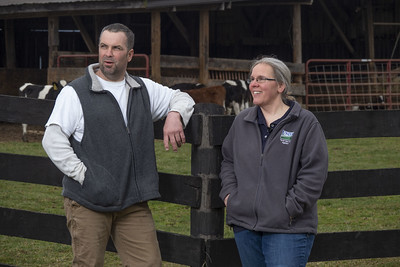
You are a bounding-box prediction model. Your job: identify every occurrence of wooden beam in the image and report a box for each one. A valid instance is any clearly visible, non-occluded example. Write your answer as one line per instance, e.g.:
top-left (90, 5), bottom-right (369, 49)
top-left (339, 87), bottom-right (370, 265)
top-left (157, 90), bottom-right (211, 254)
top-left (0, 208), bottom-right (207, 266)
top-left (198, 10), bottom-right (209, 84)
top-left (94, 15), bottom-right (101, 44)
top-left (1, 207), bottom-right (398, 265)
top-left (159, 55), bottom-right (304, 75)
top-left (4, 19), bottom-right (16, 69)
top-left (374, 22), bottom-right (400, 26)
top-left (366, 0), bottom-right (375, 59)
top-left (292, 4), bottom-right (302, 64)
top-left (292, 4), bottom-right (302, 84)
top-left (0, 0), bottom-right (316, 19)
top-left (321, 168), bottom-right (400, 199)
top-left (72, 16), bottom-right (97, 53)
top-left (314, 110), bottom-right (400, 139)
top-left (151, 11), bottom-right (161, 82)
top-left (310, 230), bottom-right (400, 261)
top-left (0, 95), bottom-right (55, 125)
top-left (206, 230), bottom-right (400, 264)
top-left (48, 16), bottom-right (59, 69)
top-left (238, 8), bottom-right (256, 35)
top-left (319, 0), bottom-right (355, 55)
top-left (391, 31), bottom-right (400, 59)
top-left (330, 0), bottom-right (351, 23)
top-left (167, 12), bottom-right (190, 46)
top-left (0, 152), bottom-right (204, 207)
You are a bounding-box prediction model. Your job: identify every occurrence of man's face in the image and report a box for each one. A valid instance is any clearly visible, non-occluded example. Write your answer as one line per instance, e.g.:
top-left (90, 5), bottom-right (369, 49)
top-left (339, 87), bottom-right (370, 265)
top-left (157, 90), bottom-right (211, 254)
top-left (97, 30), bottom-right (133, 81)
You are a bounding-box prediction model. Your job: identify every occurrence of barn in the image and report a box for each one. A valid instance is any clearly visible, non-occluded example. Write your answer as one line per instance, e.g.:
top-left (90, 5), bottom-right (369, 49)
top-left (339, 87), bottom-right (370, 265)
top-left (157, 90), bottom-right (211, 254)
top-left (1, 1), bottom-right (400, 266)
top-left (0, 0), bottom-right (399, 108)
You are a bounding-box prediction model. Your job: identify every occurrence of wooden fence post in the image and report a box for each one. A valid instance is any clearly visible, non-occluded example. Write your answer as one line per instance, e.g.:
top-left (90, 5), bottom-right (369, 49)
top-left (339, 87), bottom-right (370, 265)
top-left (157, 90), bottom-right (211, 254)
top-left (199, 9), bottom-right (209, 85)
top-left (190, 104), bottom-right (225, 265)
top-left (48, 16), bottom-right (59, 69)
top-left (151, 11), bottom-right (161, 82)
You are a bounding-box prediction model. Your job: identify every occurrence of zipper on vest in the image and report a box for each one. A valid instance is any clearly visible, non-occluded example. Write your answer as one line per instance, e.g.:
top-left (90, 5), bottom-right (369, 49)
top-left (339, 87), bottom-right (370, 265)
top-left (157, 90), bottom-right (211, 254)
top-left (126, 87), bottom-right (142, 201)
top-left (126, 88), bottom-right (132, 136)
top-left (126, 88), bottom-right (132, 135)
top-left (128, 131), bottom-right (142, 201)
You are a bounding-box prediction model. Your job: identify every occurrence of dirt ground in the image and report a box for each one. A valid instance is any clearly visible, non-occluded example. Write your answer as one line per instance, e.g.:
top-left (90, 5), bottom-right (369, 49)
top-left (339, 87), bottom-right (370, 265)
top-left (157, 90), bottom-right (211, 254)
top-left (0, 122), bottom-right (45, 142)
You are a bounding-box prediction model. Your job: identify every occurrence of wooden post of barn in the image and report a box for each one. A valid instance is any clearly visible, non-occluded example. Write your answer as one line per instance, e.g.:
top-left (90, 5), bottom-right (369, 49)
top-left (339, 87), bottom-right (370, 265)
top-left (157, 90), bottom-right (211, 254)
top-left (199, 10), bottom-right (209, 85)
top-left (190, 103), bottom-right (225, 266)
top-left (151, 11), bottom-right (161, 83)
top-left (292, 4), bottom-right (302, 80)
top-left (4, 19), bottom-right (16, 69)
top-left (48, 16), bottom-right (59, 69)
top-left (366, 0), bottom-right (375, 60)
top-left (72, 16), bottom-right (97, 54)
top-left (292, 4), bottom-right (303, 104)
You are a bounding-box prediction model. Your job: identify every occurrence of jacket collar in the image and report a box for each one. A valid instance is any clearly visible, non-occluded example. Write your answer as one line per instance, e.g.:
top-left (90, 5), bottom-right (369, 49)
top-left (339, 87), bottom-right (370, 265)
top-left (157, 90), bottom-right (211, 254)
top-left (87, 63), bottom-right (141, 92)
top-left (244, 100), bottom-right (302, 123)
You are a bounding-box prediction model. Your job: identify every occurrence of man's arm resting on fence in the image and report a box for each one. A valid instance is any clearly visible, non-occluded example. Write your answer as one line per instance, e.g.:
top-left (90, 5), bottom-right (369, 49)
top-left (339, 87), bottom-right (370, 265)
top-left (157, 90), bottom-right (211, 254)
top-left (168, 90), bottom-right (195, 128)
top-left (164, 90), bottom-right (195, 151)
top-left (42, 124), bottom-right (86, 185)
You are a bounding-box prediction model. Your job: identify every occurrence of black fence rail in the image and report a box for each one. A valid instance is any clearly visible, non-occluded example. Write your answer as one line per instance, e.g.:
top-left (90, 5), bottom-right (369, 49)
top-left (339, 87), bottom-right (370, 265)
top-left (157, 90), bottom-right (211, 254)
top-left (0, 94), bottom-right (399, 266)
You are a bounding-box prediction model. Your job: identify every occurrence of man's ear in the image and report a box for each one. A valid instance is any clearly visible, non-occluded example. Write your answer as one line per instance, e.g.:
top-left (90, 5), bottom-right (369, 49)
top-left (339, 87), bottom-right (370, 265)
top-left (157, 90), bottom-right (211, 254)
top-left (128, 49), bottom-right (134, 62)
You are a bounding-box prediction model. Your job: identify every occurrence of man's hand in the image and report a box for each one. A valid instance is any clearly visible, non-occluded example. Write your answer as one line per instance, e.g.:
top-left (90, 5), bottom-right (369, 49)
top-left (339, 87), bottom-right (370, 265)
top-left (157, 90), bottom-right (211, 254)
top-left (163, 111), bottom-right (185, 151)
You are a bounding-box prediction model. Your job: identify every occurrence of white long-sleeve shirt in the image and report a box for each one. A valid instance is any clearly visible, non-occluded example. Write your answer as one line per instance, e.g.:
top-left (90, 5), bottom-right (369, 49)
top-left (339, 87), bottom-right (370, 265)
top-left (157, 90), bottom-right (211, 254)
top-left (43, 67), bottom-right (195, 185)
top-left (46, 76), bottom-right (194, 142)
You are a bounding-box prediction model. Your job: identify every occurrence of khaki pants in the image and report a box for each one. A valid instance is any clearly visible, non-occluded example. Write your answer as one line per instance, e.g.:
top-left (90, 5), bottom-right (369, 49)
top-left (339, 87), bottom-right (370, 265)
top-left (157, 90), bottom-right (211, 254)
top-left (64, 197), bottom-right (162, 267)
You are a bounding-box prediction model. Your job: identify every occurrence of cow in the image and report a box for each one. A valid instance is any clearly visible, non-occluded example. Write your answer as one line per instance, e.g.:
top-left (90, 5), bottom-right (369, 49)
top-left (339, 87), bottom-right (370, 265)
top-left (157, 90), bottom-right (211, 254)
top-left (365, 95), bottom-right (386, 110)
top-left (173, 80), bottom-right (252, 115)
top-left (353, 95), bottom-right (386, 111)
top-left (18, 80), bottom-right (67, 142)
top-left (222, 79), bottom-right (253, 115)
top-left (183, 85), bottom-right (226, 108)
top-left (170, 83), bottom-right (205, 90)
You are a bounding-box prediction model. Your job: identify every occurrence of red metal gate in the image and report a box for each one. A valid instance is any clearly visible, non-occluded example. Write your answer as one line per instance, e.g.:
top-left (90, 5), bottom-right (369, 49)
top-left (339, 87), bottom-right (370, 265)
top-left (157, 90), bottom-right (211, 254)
top-left (305, 59), bottom-right (400, 111)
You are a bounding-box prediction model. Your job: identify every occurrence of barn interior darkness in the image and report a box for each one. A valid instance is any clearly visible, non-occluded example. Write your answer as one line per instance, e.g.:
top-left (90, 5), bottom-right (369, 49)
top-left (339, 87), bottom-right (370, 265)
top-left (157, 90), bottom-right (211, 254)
top-left (0, 0), bottom-right (399, 69)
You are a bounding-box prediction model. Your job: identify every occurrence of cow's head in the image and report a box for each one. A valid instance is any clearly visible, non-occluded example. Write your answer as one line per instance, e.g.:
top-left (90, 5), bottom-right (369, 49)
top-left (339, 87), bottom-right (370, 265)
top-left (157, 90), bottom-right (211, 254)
top-left (52, 80), bottom-right (67, 90)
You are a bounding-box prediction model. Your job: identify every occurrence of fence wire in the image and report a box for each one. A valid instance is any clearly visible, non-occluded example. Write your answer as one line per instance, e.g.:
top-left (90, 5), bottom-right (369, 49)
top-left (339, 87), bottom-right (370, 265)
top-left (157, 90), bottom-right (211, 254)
top-left (306, 59), bottom-right (400, 112)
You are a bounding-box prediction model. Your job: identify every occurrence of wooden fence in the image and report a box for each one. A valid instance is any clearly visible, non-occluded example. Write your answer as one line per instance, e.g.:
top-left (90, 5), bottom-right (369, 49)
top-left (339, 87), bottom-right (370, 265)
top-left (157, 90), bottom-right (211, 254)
top-left (0, 94), bottom-right (399, 266)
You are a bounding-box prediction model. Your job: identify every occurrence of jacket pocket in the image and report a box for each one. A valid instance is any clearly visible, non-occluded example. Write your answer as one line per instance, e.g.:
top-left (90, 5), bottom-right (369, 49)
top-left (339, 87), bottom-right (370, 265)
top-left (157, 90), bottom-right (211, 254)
top-left (226, 189), bottom-right (255, 226)
top-left (82, 162), bottom-right (120, 206)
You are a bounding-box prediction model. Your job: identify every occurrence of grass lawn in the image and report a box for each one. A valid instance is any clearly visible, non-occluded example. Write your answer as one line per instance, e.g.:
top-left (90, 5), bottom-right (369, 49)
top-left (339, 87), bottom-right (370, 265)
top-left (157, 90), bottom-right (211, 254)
top-left (0, 137), bottom-right (399, 266)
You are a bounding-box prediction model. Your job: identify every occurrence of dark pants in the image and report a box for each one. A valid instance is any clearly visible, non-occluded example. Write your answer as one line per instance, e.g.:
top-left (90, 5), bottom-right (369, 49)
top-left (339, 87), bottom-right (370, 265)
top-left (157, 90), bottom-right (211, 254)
top-left (234, 230), bottom-right (315, 267)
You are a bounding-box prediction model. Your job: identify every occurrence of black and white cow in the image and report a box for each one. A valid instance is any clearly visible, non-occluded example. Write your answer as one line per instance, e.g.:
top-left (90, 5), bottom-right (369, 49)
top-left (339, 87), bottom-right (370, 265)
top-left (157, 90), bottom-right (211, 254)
top-left (18, 80), bottom-right (67, 142)
top-left (353, 95), bottom-right (386, 111)
top-left (366, 95), bottom-right (385, 110)
top-left (170, 83), bottom-right (205, 90)
top-left (222, 79), bottom-right (252, 115)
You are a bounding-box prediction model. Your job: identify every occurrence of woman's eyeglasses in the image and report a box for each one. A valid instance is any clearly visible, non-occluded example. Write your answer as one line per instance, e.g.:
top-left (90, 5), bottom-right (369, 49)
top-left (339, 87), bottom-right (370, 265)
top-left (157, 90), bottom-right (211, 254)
top-left (247, 76), bottom-right (276, 84)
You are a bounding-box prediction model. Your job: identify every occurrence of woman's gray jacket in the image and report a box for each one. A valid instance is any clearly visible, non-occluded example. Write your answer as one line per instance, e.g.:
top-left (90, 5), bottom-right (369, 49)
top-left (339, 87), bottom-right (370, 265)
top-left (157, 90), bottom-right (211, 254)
top-left (219, 101), bottom-right (328, 234)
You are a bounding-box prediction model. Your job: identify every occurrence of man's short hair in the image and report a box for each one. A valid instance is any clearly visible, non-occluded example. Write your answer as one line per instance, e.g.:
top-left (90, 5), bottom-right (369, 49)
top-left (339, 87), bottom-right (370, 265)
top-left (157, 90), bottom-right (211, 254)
top-left (99, 23), bottom-right (135, 50)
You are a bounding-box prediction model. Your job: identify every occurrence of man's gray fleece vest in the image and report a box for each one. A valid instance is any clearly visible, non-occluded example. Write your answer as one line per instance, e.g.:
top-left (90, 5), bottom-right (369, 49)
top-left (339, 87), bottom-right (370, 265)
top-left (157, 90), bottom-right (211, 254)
top-left (62, 69), bottom-right (160, 212)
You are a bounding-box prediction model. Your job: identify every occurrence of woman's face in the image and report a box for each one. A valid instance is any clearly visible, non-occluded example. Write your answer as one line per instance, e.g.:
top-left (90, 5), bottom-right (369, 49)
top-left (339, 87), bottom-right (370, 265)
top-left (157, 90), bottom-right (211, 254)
top-left (249, 63), bottom-right (285, 107)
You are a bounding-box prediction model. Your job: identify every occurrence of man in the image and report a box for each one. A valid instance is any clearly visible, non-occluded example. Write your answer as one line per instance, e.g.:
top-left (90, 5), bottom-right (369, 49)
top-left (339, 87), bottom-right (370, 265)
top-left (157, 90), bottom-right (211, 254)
top-left (42, 23), bottom-right (195, 266)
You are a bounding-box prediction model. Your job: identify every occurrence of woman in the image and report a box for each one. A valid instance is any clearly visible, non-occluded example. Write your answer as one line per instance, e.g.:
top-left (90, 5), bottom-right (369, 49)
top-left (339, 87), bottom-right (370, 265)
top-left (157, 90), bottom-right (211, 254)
top-left (219, 56), bottom-right (328, 266)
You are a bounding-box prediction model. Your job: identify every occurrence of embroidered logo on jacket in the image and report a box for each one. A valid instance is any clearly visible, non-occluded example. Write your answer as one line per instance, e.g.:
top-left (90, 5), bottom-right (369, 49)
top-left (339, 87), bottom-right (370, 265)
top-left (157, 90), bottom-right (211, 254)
top-left (280, 130), bottom-right (294, 145)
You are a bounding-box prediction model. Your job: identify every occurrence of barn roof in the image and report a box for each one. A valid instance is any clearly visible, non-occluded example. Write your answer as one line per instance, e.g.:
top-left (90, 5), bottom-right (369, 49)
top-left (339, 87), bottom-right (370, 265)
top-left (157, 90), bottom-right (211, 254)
top-left (0, 0), bottom-right (313, 19)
